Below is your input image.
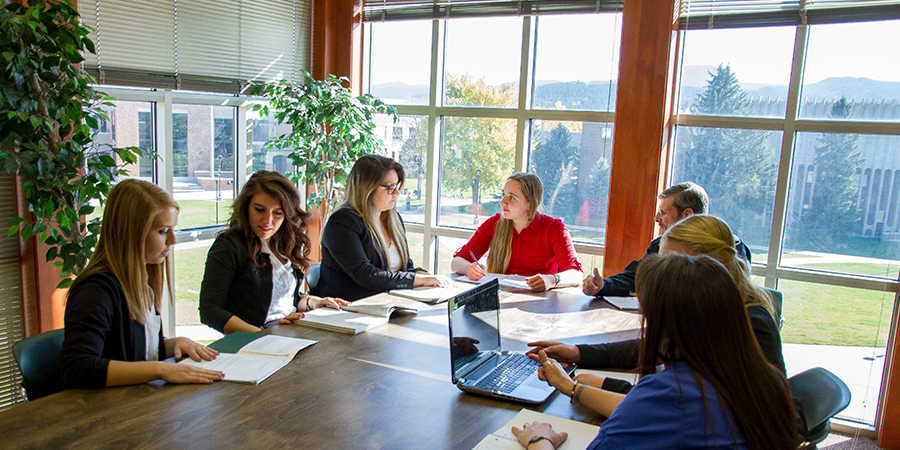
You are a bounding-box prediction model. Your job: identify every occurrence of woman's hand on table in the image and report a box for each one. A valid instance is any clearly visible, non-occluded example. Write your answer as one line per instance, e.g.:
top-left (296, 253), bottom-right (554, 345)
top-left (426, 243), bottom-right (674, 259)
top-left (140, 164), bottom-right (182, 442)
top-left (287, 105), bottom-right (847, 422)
top-left (169, 337), bottom-right (218, 361)
top-left (511, 421), bottom-right (567, 450)
top-left (160, 362), bottom-right (224, 385)
top-left (279, 296), bottom-right (349, 324)
top-left (414, 273), bottom-right (454, 288)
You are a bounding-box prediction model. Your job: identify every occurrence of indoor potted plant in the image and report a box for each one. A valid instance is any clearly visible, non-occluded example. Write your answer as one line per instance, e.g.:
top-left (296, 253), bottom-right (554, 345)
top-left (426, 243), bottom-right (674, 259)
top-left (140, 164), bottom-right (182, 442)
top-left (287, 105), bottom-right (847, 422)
top-left (0, 0), bottom-right (142, 287)
top-left (251, 72), bottom-right (398, 223)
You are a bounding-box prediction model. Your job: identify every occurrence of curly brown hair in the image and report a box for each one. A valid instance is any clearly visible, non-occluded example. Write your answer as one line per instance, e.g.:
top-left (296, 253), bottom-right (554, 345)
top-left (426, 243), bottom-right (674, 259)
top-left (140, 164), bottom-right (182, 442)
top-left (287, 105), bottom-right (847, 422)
top-left (224, 170), bottom-right (311, 271)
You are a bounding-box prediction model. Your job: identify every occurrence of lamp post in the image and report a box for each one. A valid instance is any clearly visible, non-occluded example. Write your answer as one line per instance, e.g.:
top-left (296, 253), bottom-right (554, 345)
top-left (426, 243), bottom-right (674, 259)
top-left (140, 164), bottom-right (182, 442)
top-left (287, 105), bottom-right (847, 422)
top-left (215, 155), bottom-right (223, 224)
top-left (473, 169), bottom-right (482, 224)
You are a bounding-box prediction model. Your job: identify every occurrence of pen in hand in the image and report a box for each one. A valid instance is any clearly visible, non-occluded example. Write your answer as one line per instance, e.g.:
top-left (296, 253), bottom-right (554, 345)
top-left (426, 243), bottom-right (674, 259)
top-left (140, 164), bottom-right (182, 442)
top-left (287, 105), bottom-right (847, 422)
top-left (468, 251), bottom-right (486, 280)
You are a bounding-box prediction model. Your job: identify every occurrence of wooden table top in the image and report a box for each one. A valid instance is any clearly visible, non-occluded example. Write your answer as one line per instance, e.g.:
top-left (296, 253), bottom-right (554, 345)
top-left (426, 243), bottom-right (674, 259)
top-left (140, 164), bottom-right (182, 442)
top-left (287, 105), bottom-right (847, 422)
top-left (0, 287), bottom-right (640, 450)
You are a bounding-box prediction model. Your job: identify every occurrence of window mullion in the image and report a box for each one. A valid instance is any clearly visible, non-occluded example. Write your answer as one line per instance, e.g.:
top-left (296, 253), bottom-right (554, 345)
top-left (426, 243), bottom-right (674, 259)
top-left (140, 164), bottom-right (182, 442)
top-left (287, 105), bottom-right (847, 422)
top-left (765, 24), bottom-right (809, 288)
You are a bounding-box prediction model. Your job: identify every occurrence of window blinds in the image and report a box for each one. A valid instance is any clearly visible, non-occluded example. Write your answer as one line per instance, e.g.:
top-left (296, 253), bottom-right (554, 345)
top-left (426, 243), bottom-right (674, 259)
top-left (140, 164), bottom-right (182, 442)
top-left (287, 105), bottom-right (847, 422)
top-left (0, 172), bottom-right (25, 411)
top-left (79, 0), bottom-right (311, 94)
top-left (361, 0), bottom-right (623, 22)
top-left (678, 0), bottom-right (900, 29)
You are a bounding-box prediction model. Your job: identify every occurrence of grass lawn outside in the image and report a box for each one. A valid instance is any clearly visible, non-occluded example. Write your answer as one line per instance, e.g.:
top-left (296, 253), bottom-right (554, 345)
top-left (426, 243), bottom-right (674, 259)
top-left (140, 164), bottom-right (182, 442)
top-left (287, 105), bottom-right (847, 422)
top-left (173, 241), bottom-right (213, 326)
top-left (778, 260), bottom-right (896, 348)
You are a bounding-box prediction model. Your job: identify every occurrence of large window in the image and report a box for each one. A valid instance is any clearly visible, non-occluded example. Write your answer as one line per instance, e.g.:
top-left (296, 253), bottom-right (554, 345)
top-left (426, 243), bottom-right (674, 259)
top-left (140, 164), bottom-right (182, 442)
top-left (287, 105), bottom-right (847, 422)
top-left (672, 19), bottom-right (900, 426)
top-left (365, 12), bottom-right (623, 269)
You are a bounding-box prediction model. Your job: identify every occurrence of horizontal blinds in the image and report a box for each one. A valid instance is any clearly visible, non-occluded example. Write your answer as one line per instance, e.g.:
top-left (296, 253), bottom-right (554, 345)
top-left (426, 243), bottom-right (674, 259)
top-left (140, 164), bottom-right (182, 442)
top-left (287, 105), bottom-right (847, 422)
top-left (0, 172), bottom-right (25, 411)
top-left (361, 0), bottom-right (622, 22)
top-left (80, 0), bottom-right (311, 94)
top-left (678, 0), bottom-right (900, 29)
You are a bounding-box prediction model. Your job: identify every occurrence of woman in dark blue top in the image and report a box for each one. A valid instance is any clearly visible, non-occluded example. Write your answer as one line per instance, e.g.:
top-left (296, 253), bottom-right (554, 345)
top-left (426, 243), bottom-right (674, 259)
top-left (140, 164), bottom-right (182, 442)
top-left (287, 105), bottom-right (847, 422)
top-left (518, 254), bottom-right (799, 450)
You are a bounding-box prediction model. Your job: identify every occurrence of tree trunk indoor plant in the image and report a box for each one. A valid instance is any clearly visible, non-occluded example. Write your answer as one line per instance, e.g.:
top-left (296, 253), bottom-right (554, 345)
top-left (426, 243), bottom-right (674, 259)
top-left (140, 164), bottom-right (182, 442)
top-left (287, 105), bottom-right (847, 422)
top-left (0, 0), bottom-right (142, 288)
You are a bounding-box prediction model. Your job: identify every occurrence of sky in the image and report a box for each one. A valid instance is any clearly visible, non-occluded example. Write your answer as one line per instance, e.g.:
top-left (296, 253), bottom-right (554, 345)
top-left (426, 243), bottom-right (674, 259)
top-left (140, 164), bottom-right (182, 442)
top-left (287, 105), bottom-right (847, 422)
top-left (367, 16), bottom-right (900, 89)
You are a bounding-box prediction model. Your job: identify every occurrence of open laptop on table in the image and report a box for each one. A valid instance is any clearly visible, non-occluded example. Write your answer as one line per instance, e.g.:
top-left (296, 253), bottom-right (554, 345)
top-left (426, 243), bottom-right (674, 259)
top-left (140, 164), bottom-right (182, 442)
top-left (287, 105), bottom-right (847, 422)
top-left (447, 279), bottom-right (574, 404)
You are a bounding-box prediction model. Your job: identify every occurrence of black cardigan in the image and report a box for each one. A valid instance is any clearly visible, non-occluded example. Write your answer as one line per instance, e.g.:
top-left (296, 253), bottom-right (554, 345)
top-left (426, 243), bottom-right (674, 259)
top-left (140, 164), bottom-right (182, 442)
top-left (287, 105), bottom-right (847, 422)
top-left (577, 304), bottom-right (786, 394)
top-left (61, 272), bottom-right (166, 389)
top-left (596, 235), bottom-right (753, 297)
top-left (315, 207), bottom-right (416, 301)
top-left (199, 231), bottom-right (304, 333)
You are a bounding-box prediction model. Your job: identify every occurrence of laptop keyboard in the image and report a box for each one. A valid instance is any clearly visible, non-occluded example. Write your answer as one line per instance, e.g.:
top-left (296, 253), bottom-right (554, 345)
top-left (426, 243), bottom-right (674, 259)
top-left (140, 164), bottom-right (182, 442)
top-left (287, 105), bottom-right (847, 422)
top-left (472, 353), bottom-right (539, 393)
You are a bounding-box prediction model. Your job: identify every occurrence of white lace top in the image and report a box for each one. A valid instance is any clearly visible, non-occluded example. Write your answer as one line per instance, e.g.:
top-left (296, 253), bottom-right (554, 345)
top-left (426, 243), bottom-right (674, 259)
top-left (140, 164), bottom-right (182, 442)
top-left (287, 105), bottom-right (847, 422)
top-left (261, 238), bottom-right (298, 323)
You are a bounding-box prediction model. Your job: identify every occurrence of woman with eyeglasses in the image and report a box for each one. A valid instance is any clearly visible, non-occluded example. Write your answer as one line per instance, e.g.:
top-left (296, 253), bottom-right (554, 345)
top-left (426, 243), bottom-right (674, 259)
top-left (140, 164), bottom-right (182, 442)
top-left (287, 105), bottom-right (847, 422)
top-left (450, 173), bottom-right (582, 292)
top-left (316, 154), bottom-right (451, 301)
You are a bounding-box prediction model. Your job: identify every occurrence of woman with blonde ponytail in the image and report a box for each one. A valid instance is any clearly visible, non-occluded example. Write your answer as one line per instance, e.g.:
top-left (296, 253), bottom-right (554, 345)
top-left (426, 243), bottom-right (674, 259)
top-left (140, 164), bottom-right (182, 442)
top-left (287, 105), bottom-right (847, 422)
top-left (659, 214), bottom-right (784, 373)
top-left (450, 173), bottom-right (583, 292)
top-left (62, 179), bottom-right (224, 389)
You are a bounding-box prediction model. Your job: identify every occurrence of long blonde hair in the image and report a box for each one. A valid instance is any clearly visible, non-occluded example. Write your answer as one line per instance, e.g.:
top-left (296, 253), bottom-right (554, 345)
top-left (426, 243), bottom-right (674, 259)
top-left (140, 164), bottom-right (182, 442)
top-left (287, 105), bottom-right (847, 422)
top-left (486, 173), bottom-right (543, 273)
top-left (342, 154), bottom-right (409, 267)
top-left (662, 214), bottom-right (775, 316)
top-left (70, 179), bottom-right (179, 324)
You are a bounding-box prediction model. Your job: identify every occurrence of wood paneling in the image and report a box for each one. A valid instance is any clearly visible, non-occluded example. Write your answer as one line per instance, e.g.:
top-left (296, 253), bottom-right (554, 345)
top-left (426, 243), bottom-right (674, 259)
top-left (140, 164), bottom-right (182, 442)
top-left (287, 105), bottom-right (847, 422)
top-left (603, 0), bottom-right (678, 276)
top-left (879, 326), bottom-right (900, 449)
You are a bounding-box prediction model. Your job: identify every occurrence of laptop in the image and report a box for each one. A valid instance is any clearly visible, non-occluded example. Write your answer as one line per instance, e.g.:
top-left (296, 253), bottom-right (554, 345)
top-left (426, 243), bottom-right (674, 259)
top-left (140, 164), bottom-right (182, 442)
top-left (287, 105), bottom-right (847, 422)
top-left (447, 279), bottom-right (574, 404)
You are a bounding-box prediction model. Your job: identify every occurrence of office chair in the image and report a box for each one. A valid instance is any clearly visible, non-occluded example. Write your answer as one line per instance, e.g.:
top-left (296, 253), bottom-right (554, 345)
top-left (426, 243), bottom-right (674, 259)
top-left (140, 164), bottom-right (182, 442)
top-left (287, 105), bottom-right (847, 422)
top-left (12, 328), bottom-right (65, 401)
top-left (306, 263), bottom-right (321, 293)
top-left (761, 286), bottom-right (785, 330)
top-left (789, 367), bottom-right (851, 449)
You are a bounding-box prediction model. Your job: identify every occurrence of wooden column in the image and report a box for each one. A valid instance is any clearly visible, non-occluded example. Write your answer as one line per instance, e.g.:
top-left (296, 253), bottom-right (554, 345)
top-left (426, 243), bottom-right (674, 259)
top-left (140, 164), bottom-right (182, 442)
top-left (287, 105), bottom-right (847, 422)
top-left (880, 324), bottom-right (900, 449)
top-left (603, 0), bottom-right (678, 276)
top-left (307, 0), bottom-right (362, 262)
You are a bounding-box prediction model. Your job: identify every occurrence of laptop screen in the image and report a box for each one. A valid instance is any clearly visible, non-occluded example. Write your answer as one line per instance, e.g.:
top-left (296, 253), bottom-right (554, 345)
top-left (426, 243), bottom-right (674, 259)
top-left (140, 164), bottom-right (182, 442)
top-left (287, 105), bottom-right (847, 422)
top-left (448, 279), bottom-right (501, 382)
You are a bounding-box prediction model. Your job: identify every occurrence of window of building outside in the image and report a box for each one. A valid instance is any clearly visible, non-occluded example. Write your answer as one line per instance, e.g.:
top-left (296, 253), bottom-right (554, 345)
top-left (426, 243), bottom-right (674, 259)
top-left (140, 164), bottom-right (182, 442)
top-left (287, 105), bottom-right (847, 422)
top-left (86, 99), bottom-right (157, 220)
top-left (171, 104), bottom-right (237, 328)
top-left (365, 14), bottom-right (620, 274)
top-left (672, 20), bottom-right (900, 426)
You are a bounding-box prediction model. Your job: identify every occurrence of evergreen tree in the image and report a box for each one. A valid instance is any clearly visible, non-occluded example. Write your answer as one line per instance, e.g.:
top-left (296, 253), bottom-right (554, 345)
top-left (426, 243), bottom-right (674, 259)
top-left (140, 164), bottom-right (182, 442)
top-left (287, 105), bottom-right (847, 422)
top-left (674, 64), bottom-right (776, 239)
top-left (803, 97), bottom-right (863, 239)
top-left (531, 123), bottom-right (579, 219)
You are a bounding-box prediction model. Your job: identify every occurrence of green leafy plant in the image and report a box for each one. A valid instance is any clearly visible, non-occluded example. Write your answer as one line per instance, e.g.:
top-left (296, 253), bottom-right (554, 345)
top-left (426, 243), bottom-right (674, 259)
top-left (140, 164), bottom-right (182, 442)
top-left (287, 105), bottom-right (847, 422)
top-left (251, 72), bottom-right (398, 221)
top-left (0, 0), bottom-right (142, 288)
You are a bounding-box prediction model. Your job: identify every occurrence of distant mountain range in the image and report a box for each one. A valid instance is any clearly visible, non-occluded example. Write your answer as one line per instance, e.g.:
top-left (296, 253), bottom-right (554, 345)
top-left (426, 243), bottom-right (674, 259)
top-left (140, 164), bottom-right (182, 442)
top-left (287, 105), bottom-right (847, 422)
top-left (371, 65), bottom-right (900, 108)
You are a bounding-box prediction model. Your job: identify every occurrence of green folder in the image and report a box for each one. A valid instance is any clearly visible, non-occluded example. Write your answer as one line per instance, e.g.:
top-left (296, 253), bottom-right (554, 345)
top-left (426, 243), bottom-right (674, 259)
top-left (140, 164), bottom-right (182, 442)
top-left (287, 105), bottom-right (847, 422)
top-left (207, 331), bottom-right (265, 354)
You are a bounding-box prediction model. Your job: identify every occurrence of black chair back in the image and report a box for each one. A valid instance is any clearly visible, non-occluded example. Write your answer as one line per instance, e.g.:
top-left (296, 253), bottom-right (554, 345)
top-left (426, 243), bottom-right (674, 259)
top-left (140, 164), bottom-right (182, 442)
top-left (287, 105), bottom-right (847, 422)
top-left (761, 286), bottom-right (785, 330)
top-left (789, 367), bottom-right (852, 447)
top-left (12, 328), bottom-right (65, 401)
top-left (307, 263), bottom-right (321, 292)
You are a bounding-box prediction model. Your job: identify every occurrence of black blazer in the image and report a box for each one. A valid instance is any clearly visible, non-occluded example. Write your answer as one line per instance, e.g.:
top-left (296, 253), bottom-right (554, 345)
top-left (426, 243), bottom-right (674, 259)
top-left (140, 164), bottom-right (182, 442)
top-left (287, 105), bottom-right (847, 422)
top-left (61, 272), bottom-right (166, 389)
top-left (597, 235), bottom-right (753, 297)
top-left (199, 231), bottom-right (304, 333)
top-left (315, 207), bottom-right (416, 301)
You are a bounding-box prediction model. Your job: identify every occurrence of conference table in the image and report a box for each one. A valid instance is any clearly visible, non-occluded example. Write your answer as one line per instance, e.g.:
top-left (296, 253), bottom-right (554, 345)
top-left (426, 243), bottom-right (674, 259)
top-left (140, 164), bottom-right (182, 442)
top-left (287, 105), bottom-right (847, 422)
top-left (1, 285), bottom-right (640, 449)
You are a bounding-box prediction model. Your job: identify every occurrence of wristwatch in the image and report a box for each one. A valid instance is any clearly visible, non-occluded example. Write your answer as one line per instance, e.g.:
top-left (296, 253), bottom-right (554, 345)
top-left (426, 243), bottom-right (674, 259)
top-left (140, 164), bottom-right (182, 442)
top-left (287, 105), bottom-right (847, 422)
top-left (527, 435), bottom-right (551, 449)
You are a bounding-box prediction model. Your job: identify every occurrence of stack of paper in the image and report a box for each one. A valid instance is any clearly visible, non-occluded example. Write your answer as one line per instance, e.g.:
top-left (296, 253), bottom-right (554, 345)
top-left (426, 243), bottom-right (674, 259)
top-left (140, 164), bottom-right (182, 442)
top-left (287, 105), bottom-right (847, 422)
top-left (295, 302), bottom-right (418, 335)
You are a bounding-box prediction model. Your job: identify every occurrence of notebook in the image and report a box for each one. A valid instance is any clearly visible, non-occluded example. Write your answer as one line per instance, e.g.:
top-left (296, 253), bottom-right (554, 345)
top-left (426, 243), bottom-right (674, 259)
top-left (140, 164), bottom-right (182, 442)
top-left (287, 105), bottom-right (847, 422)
top-left (447, 279), bottom-right (573, 404)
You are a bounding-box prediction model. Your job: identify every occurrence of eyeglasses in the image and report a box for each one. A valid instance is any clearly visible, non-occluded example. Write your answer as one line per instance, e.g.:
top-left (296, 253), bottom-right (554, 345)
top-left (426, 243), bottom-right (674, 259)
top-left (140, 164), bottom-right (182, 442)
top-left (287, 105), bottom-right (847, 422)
top-left (380, 183), bottom-right (400, 195)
